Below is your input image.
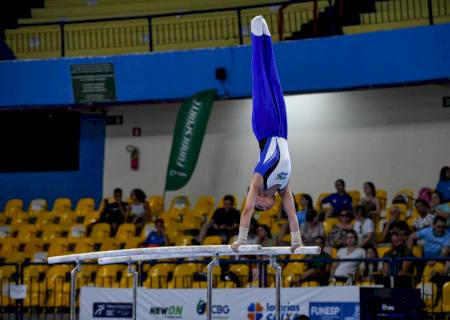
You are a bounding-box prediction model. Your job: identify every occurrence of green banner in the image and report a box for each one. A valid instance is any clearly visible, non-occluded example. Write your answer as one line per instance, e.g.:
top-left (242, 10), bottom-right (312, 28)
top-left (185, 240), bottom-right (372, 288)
top-left (165, 89), bottom-right (217, 191)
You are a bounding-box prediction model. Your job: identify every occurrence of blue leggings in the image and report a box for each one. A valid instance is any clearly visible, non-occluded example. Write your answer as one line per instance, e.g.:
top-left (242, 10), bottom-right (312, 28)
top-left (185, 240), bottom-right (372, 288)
top-left (251, 27), bottom-right (287, 143)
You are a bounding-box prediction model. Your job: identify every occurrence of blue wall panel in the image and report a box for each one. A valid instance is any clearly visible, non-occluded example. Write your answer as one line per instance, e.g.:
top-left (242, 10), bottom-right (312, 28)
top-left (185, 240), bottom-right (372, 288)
top-left (0, 115), bottom-right (105, 211)
top-left (0, 24), bottom-right (449, 108)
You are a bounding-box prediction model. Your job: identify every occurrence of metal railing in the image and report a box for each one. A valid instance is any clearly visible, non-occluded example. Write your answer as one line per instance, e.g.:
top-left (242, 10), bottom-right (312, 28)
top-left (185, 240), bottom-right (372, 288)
top-left (0, 256), bottom-right (448, 318)
top-left (5, 1), bottom-right (326, 58)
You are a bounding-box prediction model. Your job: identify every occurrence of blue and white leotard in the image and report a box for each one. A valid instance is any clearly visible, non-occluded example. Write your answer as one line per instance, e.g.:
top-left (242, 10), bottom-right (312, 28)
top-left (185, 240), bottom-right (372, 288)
top-left (251, 16), bottom-right (291, 191)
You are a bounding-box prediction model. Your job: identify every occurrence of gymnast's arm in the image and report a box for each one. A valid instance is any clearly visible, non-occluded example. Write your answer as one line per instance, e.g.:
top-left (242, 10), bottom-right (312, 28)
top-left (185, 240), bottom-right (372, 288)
top-left (279, 186), bottom-right (303, 248)
top-left (231, 174), bottom-right (261, 249)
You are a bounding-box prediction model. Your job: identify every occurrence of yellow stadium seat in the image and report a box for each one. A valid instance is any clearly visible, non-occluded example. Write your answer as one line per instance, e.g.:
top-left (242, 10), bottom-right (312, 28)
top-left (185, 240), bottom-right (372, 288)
top-left (68, 224), bottom-right (87, 239)
top-left (229, 264), bottom-right (249, 286)
top-left (189, 195), bottom-right (215, 220)
top-left (301, 281), bottom-right (319, 287)
top-left (148, 195), bottom-right (165, 217)
top-left (95, 265), bottom-right (123, 288)
top-left (16, 225), bottom-right (38, 242)
top-left (77, 265), bottom-right (98, 287)
top-left (412, 246), bottom-right (423, 258)
top-left (217, 280), bottom-right (237, 288)
top-left (323, 217), bottom-right (339, 236)
top-left (192, 281), bottom-right (208, 288)
top-left (98, 238), bottom-right (120, 251)
top-left (202, 235), bottom-right (223, 245)
top-left (116, 223), bottom-right (136, 242)
top-left (348, 190), bottom-right (361, 206)
top-left (40, 224), bottom-right (63, 242)
top-left (3, 199), bottom-right (23, 214)
top-left (179, 215), bottom-right (202, 230)
top-left (48, 238), bottom-right (69, 257)
top-left (258, 213), bottom-right (274, 228)
top-left (82, 211), bottom-right (101, 226)
top-left (377, 246), bottom-right (390, 258)
top-left (171, 264), bottom-right (197, 288)
top-left (75, 198), bottom-right (95, 213)
top-left (74, 238), bottom-right (95, 254)
top-left (124, 237), bottom-right (142, 249)
top-left (144, 264), bottom-right (172, 288)
top-left (175, 235), bottom-right (193, 246)
top-left (376, 190), bottom-right (388, 211)
top-left (169, 196), bottom-right (190, 211)
top-left (91, 223), bottom-right (111, 241)
top-left (52, 198), bottom-right (72, 214)
top-left (442, 281), bottom-right (450, 313)
top-left (283, 262), bottom-right (305, 287)
top-left (0, 265), bottom-right (18, 305)
top-left (423, 262), bottom-right (444, 283)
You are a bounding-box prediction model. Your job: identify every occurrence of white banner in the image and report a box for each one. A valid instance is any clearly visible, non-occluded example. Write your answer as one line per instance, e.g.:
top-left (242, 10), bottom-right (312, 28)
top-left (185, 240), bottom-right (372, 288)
top-left (80, 287), bottom-right (360, 320)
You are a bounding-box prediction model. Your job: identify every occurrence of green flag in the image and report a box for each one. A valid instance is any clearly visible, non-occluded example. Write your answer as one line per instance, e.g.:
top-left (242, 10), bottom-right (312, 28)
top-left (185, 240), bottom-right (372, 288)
top-left (165, 89), bottom-right (217, 191)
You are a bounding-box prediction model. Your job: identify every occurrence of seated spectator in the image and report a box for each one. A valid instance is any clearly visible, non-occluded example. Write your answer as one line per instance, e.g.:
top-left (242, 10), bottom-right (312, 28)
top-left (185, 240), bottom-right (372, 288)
top-left (381, 206), bottom-right (409, 243)
top-left (327, 210), bottom-right (353, 249)
top-left (430, 191), bottom-right (450, 225)
top-left (297, 236), bottom-right (331, 286)
top-left (329, 230), bottom-right (365, 284)
top-left (126, 189), bottom-right (151, 232)
top-left (90, 188), bottom-right (127, 236)
top-left (408, 216), bottom-right (449, 258)
top-left (353, 206), bottom-right (374, 247)
top-left (140, 219), bottom-right (169, 247)
top-left (361, 182), bottom-right (381, 220)
top-left (256, 224), bottom-right (276, 247)
top-left (197, 195), bottom-right (240, 244)
top-left (299, 210), bottom-right (324, 246)
top-left (296, 194), bottom-right (313, 225)
top-left (321, 179), bottom-right (353, 219)
top-left (436, 166), bottom-right (450, 202)
top-left (359, 244), bottom-right (383, 284)
top-left (382, 226), bottom-right (414, 287)
top-left (412, 199), bottom-right (435, 231)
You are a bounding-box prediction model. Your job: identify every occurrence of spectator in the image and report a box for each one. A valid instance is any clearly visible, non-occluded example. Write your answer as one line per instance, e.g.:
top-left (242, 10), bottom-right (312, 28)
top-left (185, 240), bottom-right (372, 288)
top-left (359, 244), bottom-right (383, 284)
top-left (431, 191), bottom-right (450, 225)
top-left (321, 179), bottom-right (353, 218)
top-left (140, 219), bottom-right (169, 247)
top-left (197, 195), bottom-right (241, 244)
top-left (297, 236), bottom-right (331, 286)
top-left (381, 206), bottom-right (409, 243)
top-left (408, 216), bottom-right (449, 258)
top-left (436, 166), bottom-right (450, 202)
top-left (126, 189), bottom-right (151, 231)
top-left (412, 199), bottom-right (435, 231)
top-left (329, 230), bottom-right (365, 284)
top-left (361, 182), bottom-right (381, 220)
top-left (91, 188), bottom-right (127, 236)
top-left (327, 210), bottom-right (354, 249)
top-left (382, 226), bottom-right (414, 287)
top-left (353, 206), bottom-right (374, 247)
top-left (299, 210), bottom-right (324, 246)
top-left (296, 194), bottom-right (313, 225)
top-left (256, 224), bottom-right (276, 247)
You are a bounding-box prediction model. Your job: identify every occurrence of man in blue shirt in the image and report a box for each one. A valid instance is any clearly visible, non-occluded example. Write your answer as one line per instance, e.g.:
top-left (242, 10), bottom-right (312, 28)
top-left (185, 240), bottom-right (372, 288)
top-left (141, 219), bottom-right (169, 247)
top-left (321, 179), bottom-right (353, 218)
top-left (408, 216), bottom-right (449, 258)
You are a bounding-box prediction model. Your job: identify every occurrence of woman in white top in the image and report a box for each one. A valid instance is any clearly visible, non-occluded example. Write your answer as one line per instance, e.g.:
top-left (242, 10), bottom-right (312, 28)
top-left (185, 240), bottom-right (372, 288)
top-left (126, 189), bottom-right (151, 229)
top-left (330, 230), bottom-right (365, 284)
top-left (353, 206), bottom-right (375, 247)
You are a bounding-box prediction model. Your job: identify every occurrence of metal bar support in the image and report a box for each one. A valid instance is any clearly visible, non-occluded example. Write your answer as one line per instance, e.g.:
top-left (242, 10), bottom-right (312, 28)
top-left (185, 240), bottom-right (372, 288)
top-left (207, 253), bottom-right (220, 320)
top-left (70, 262), bottom-right (81, 320)
top-left (127, 261), bottom-right (139, 320)
top-left (237, 9), bottom-right (243, 45)
top-left (270, 256), bottom-right (282, 320)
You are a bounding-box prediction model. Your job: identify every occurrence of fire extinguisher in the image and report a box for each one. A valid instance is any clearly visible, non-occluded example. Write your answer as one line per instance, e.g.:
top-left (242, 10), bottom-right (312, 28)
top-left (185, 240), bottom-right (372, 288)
top-left (126, 145), bottom-right (139, 170)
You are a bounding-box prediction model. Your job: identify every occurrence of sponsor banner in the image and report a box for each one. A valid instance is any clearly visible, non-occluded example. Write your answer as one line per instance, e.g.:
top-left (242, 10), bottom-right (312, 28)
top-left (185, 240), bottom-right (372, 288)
top-left (81, 287), bottom-right (359, 320)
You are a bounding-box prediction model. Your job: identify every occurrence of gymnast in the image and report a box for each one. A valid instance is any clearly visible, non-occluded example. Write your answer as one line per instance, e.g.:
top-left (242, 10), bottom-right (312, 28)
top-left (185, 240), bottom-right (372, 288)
top-left (232, 16), bottom-right (303, 251)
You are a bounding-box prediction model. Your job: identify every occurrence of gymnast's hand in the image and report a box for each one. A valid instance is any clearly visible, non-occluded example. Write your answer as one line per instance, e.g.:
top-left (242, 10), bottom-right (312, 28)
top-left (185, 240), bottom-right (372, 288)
top-left (290, 244), bottom-right (301, 253)
top-left (231, 241), bottom-right (243, 252)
